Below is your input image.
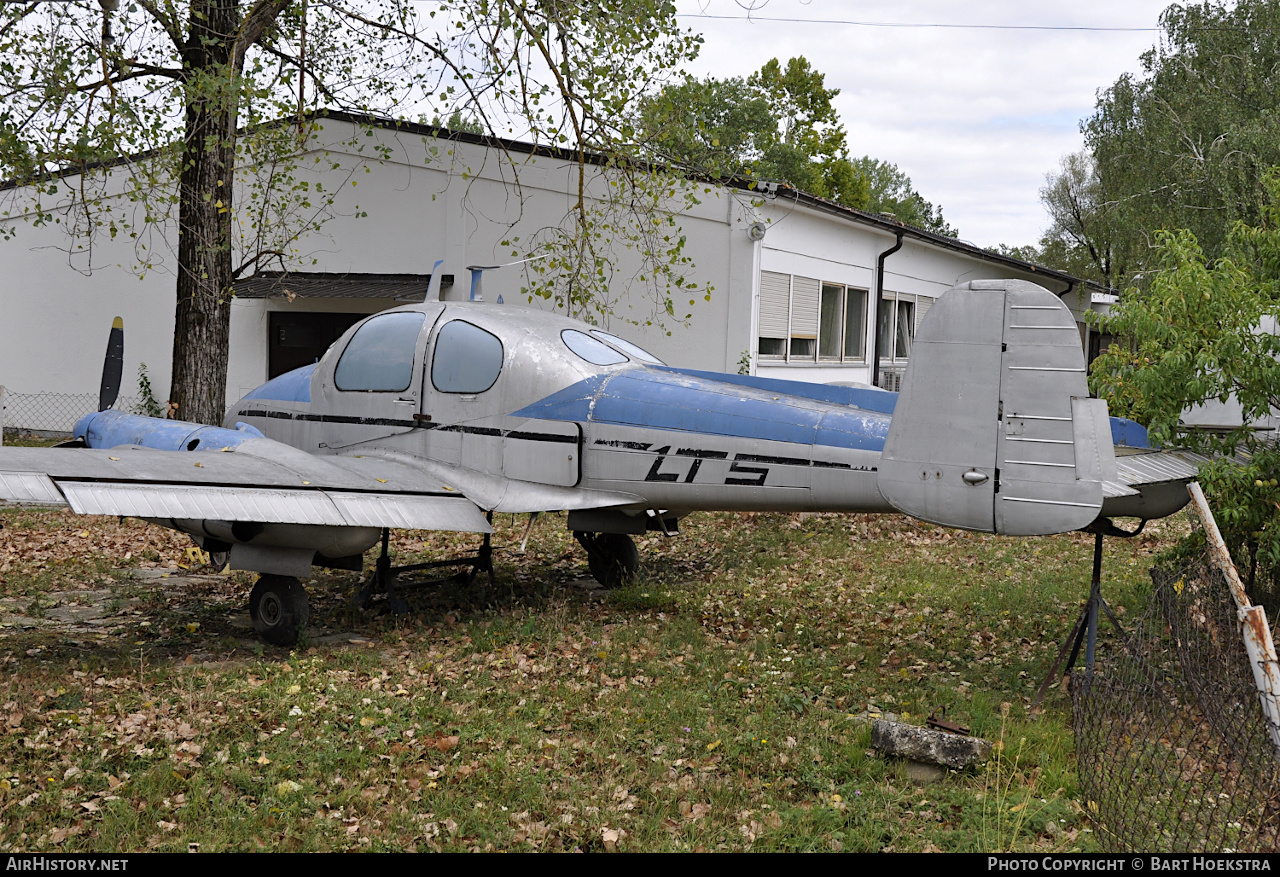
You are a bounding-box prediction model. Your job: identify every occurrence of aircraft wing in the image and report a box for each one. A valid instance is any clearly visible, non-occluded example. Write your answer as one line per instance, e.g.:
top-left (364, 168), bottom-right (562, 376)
top-left (0, 443), bottom-right (494, 532)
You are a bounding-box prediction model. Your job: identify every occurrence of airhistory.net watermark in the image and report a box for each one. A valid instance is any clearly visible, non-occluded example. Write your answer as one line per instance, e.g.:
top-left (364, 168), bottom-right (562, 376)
top-left (5, 859), bottom-right (128, 871)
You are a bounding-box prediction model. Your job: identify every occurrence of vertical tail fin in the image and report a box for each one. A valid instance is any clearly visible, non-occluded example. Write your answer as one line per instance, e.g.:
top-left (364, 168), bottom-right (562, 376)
top-left (876, 280), bottom-right (1111, 535)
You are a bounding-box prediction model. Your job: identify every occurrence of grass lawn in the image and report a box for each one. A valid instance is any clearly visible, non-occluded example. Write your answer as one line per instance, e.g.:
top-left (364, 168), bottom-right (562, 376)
top-left (0, 505), bottom-right (1180, 851)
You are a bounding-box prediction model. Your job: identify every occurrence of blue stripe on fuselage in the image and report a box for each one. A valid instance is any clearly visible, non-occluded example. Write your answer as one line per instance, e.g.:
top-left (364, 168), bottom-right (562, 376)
top-left (511, 368), bottom-right (891, 452)
top-left (512, 366), bottom-right (1149, 453)
top-left (241, 363), bottom-right (315, 403)
top-left (657, 367), bottom-right (899, 414)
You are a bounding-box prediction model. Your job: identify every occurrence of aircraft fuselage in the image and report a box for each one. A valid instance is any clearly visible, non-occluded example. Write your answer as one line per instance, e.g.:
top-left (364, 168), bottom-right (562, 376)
top-left (222, 301), bottom-right (900, 523)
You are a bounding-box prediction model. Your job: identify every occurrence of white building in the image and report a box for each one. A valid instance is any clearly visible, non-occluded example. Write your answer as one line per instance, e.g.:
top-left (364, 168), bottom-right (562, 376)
top-left (1, 112), bottom-right (1103, 431)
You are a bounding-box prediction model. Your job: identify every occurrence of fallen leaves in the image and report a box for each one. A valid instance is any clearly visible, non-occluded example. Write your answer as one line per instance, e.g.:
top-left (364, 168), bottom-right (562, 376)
top-left (0, 508), bottom-right (1169, 852)
top-left (601, 826), bottom-right (625, 851)
top-left (424, 734), bottom-right (458, 752)
top-left (679, 801), bottom-right (710, 821)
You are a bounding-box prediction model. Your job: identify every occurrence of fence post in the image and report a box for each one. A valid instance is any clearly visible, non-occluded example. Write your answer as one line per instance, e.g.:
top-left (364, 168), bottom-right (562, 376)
top-left (0, 385), bottom-right (6, 447)
top-left (1188, 481), bottom-right (1280, 760)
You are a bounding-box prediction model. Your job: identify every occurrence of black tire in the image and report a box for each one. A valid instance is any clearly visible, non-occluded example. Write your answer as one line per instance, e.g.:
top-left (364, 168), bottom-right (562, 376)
top-left (249, 575), bottom-right (310, 646)
top-left (582, 532), bottom-right (639, 589)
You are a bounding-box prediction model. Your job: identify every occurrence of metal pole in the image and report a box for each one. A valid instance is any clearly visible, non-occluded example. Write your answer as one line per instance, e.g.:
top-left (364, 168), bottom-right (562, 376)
top-left (1086, 530), bottom-right (1103, 671)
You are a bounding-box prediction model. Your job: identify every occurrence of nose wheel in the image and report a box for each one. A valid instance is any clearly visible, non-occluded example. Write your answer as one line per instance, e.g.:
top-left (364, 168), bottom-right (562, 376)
top-left (574, 532), bottom-right (639, 589)
top-left (249, 575), bottom-right (310, 646)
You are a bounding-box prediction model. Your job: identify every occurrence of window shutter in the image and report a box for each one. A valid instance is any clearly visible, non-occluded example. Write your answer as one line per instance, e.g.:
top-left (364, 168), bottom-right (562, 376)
top-left (791, 276), bottom-right (820, 338)
top-left (915, 294), bottom-right (933, 331)
top-left (758, 271), bottom-right (790, 338)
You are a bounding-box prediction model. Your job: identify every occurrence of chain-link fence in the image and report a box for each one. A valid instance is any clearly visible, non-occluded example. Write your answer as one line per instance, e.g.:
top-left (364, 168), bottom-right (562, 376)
top-left (0, 391), bottom-right (146, 440)
top-left (1072, 510), bottom-right (1280, 852)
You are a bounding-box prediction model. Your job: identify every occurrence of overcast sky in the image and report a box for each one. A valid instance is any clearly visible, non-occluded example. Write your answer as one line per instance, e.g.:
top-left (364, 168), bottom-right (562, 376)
top-left (671, 0), bottom-right (1175, 249)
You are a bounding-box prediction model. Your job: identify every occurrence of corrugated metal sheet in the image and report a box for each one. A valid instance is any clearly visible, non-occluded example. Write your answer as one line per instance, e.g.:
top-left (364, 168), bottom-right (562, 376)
top-left (1101, 480), bottom-right (1140, 498)
top-left (1115, 450), bottom-right (1203, 486)
top-left (233, 272), bottom-right (430, 300)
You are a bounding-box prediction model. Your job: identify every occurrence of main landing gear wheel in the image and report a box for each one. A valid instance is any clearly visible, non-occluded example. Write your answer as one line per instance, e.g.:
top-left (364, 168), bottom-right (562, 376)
top-left (249, 575), bottom-right (310, 646)
top-left (575, 532), bottom-right (639, 589)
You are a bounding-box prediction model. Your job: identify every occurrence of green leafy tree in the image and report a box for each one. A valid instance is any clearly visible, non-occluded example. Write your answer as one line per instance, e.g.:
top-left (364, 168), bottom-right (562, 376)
top-left (746, 57), bottom-right (866, 206)
top-left (1090, 172), bottom-right (1280, 601)
top-left (640, 56), bottom-right (869, 209)
top-left (1032, 150), bottom-right (1133, 287)
top-left (639, 57), bottom-right (958, 234)
top-left (1084, 0), bottom-right (1280, 273)
top-left (990, 243), bottom-right (1043, 264)
top-left (0, 0), bottom-right (702, 424)
top-left (855, 157), bottom-right (956, 238)
top-left (636, 76), bottom-right (775, 180)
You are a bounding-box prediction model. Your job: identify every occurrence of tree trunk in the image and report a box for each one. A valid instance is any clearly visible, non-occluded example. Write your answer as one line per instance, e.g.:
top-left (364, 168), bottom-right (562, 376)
top-left (169, 0), bottom-right (240, 426)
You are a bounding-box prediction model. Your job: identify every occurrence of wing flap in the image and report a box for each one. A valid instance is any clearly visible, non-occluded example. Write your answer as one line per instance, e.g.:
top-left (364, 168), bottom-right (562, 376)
top-left (52, 482), bottom-right (492, 532)
top-left (327, 492), bottom-right (491, 531)
top-left (59, 482), bottom-right (349, 525)
top-left (0, 471), bottom-right (67, 506)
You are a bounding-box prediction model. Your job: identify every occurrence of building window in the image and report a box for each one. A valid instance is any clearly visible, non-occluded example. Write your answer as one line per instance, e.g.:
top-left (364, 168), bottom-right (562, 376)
top-left (269, 312), bottom-right (368, 379)
top-left (759, 271), bottom-right (868, 363)
top-left (819, 283), bottom-right (867, 361)
top-left (876, 293), bottom-right (933, 363)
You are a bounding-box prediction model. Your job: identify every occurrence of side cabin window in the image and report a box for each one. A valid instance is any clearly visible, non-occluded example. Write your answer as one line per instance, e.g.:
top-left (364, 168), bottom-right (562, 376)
top-left (432, 320), bottom-right (504, 393)
top-left (334, 312), bottom-right (426, 392)
top-left (562, 329), bottom-right (627, 366)
top-left (589, 329), bottom-right (664, 365)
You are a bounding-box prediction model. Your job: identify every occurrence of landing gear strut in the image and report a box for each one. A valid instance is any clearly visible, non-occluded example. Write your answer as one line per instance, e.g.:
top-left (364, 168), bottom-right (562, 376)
top-left (249, 574), bottom-right (310, 646)
top-left (355, 524), bottom-right (496, 613)
top-left (574, 531), bottom-right (639, 589)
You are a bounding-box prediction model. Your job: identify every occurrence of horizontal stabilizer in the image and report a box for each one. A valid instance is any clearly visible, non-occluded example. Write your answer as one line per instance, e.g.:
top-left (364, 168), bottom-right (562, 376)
top-left (1099, 448), bottom-right (1203, 519)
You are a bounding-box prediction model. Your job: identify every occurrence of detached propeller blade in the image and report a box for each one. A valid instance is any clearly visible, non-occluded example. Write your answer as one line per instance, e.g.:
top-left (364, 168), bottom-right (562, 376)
top-left (99, 316), bottom-right (124, 412)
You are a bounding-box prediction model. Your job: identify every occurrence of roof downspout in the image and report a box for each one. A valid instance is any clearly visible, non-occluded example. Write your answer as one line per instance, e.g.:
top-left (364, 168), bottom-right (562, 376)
top-left (1056, 280), bottom-right (1090, 363)
top-left (871, 230), bottom-right (905, 389)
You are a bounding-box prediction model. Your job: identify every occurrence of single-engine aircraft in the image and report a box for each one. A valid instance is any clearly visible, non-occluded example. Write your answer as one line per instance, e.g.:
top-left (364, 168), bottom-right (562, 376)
top-left (0, 278), bottom-right (1199, 645)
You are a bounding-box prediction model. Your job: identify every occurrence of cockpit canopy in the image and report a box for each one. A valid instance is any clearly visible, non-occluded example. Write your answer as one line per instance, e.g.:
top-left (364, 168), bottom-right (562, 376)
top-left (318, 303), bottom-right (664, 411)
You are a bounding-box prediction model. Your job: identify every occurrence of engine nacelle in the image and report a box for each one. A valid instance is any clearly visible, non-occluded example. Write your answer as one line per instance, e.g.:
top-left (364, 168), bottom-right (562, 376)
top-left (149, 519), bottom-right (380, 577)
